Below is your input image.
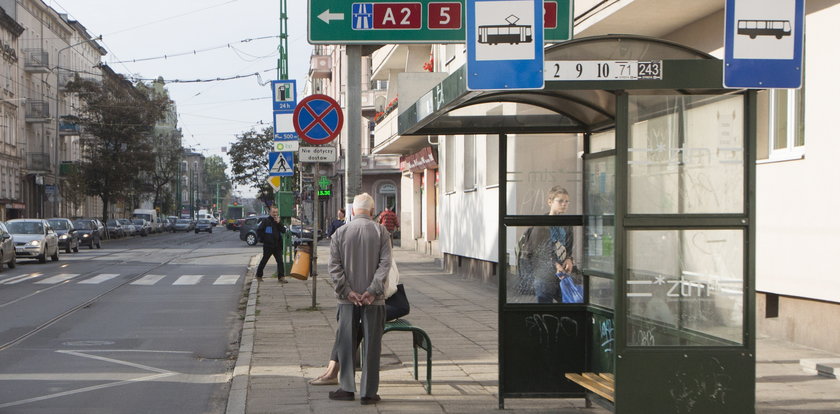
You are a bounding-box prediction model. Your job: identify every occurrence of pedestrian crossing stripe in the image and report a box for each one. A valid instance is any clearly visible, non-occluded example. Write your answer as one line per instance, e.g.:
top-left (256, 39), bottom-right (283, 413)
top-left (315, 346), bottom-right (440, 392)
top-left (213, 275), bottom-right (240, 285)
top-left (173, 275), bottom-right (203, 285)
top-left (0, 273), bottom-right (42, 285)
top-left (78, 274), bottom-right (120, 284)
top-left (0, 273), bottom-right (242, 286)
top-left (131, 274), bottom-right (166, 286)
top-left (35, 274), bottom-right (80, 284)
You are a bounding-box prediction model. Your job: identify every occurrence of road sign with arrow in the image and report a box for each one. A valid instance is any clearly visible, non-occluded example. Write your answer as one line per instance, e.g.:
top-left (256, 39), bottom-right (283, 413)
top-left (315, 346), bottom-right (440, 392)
top-left (308, 0), bottom-right (570, 44)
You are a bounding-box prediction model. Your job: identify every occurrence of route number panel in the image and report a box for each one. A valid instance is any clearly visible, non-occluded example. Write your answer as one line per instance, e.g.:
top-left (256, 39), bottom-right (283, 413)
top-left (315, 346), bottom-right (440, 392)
top-left (545, 60), bottom-right (664, 81)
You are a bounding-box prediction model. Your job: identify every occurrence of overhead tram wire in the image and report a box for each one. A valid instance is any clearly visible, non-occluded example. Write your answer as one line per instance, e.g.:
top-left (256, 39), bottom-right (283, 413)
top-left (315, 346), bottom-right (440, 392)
top-left (109, 35), bottom-right (280, 64)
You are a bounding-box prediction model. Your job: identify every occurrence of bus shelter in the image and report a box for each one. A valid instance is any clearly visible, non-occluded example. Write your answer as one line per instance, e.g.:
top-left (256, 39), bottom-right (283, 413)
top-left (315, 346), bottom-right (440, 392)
top-left (398, 35), bottom-right (756, 413)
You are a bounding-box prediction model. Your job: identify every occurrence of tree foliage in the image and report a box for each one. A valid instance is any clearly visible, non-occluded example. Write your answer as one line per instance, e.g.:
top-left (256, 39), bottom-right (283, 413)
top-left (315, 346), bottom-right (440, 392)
top-left (228, 126), bottom-right (273, 190)
top-left (67, 70), bottom-right (169, 220)
top-left (203, 155), bottom-right (231, 207)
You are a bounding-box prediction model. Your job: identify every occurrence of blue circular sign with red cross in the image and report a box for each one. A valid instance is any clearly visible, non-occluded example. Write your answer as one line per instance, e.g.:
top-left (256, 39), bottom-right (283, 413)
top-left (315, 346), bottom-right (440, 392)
top-left (292, 94), bottom-right (344, 145)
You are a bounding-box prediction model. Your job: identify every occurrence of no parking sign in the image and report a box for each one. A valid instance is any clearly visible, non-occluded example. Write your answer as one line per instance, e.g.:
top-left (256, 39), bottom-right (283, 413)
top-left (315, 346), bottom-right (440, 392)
top-left (293, 94), bottom-right (343, 145)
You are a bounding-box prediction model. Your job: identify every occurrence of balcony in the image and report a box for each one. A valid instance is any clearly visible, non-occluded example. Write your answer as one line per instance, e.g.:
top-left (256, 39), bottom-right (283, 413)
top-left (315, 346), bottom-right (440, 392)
top-left (309, 55), bottom-right (332, 79)
top-left (23, 49), bottom-right (49, 73)
top-left (27, 152), bottom-right (50, 172)
top-left (59, 116), bottom-right (81, 135)
top-left (361, 89), bottom-right (387, 114)
top-left (57, 69), bottom-right (74, 90)
top-left (373, 106), bottom-right (399, 149)
top-left (25, 100), bottom-right (49, 122)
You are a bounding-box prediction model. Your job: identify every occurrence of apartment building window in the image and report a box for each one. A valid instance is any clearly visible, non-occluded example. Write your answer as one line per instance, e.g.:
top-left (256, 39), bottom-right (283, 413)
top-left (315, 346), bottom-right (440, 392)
top-left (768, 88), bottom-right (805, 161)
top-left (463, 135), bottom-right (476, 191)
top-left (444, 135), bottom-right (455, 193)
top-left (486, 134), bottom-right (499, 186)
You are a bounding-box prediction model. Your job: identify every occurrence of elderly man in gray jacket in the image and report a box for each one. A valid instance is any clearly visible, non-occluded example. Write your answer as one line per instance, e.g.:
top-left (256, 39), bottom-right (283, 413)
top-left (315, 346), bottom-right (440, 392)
top-left (328, 193), bottom-right (391, 405)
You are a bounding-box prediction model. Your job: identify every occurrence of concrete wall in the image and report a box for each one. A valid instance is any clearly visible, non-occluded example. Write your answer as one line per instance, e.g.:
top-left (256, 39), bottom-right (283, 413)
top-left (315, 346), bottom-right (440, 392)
top-left (758, 293), bottom-right (840, 354)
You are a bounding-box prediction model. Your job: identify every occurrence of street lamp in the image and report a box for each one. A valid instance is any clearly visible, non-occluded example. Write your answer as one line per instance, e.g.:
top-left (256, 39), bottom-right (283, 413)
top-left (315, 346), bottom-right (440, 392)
top-left (53, 35), bottom-right (103, 217)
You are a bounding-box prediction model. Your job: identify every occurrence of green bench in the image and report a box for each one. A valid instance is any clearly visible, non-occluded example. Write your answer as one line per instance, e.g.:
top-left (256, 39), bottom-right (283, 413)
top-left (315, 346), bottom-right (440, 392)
top-left (384, 318), bottom-right (432, 394)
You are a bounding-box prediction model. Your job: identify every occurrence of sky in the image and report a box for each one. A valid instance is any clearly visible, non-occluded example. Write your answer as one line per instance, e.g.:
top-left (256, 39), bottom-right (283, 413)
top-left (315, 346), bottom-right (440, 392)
top-left (48, 0), bottom-right (312, 197)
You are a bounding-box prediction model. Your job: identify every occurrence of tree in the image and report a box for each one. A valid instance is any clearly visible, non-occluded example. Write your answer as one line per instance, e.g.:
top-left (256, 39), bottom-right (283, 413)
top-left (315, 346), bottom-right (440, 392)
top-left (203, 155), bottom-right (231, 209)
top-left (149, 131), bottom-right (182, 213)
top-left (228, 126), bottom-right (277, 203)
top-left (67, 67), bottom-right (169, 220)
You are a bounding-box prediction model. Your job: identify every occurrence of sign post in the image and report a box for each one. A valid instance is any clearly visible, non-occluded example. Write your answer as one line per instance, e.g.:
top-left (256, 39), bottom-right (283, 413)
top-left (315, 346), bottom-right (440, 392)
top-left (723, 0), bottom-right (804, 88)
top-left (466, 0), bottom-right (544, 91)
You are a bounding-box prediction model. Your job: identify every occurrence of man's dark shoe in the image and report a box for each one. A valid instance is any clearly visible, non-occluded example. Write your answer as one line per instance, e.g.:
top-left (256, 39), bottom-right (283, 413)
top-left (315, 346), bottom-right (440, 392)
top-left (328, 389), bottom-right (354, 401)
top-left (360, 395), bottom-right (381, 405)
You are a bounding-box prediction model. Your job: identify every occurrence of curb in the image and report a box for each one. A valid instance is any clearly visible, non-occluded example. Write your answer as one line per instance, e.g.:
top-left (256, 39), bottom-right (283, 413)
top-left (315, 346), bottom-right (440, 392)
top-left (226, 255), bottom-right (261, 414)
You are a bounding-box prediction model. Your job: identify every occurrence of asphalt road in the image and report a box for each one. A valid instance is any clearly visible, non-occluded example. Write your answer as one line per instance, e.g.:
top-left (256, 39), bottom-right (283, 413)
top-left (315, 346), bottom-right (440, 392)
top-left (0, 226), bottom-right (253, 413)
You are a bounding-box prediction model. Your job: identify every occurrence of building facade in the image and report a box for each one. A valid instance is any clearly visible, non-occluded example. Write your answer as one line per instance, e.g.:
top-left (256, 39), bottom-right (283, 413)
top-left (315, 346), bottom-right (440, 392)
top-left (305, 44), bottom-right (401, 227)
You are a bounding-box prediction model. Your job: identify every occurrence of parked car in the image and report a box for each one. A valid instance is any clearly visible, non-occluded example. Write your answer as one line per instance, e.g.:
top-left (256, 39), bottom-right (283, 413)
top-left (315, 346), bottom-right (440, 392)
top-left (173, 219), bottom-right (193, 232)
top-left (195, 219), bottom-right (213, 234)
top-left (6, 219), bottom-right (59, 263)
top-left (72, 219), bottom-right (102, 249)
top-left (132, 219), bottom-right (151, 237)
top-left (106, 219), bottom-right (125, 238)
top-left (0, 222), bottom-right (17, 270)
top-left (48, 218), bottom-right (80, 253)
top-left (85, 218), bottom-right (107, 240)
top-left (118, 219), bottom-right (137, 237)
top-left (239, 215), bottom-right (267, 246)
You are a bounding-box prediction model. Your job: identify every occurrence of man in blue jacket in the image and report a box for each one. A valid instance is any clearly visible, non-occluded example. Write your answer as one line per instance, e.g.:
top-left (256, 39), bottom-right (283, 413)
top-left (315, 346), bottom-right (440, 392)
top-left (255, 205), bottom-right (287, 282)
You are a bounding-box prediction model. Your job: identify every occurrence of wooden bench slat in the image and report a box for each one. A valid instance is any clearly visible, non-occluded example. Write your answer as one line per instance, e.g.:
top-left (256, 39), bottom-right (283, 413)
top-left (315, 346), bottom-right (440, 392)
top-left (599, 372), bottom-right (615, 383)
top-left (582, 372), bottom-right (615, 390)
top-left (565, 373), bottom-right (615, 402)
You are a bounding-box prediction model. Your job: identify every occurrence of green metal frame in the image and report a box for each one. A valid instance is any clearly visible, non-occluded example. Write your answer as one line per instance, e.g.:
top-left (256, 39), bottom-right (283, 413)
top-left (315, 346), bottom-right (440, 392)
top-left (397, 35), bottom-right (757, 413)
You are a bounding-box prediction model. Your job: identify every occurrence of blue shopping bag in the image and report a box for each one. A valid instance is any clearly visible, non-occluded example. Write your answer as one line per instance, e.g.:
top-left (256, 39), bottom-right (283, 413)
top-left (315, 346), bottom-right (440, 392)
top-left (559, 274), bottom-right (584, 303)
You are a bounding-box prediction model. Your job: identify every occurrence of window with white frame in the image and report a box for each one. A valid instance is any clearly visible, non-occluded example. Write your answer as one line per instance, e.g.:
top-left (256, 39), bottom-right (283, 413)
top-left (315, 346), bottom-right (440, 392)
top-left (463, 135), bottom-right (476, 190)
top-left (767, 87), bottom-right (805, 161)
top-left (444, 135), bottom-right (455, 193)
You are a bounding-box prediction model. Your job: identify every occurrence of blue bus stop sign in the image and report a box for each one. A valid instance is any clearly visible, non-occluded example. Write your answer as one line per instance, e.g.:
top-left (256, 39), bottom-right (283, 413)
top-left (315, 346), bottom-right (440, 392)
top-left (724, 0), bottom-right (804, 89)
top-left (466, 0), bottom-right (544, 91)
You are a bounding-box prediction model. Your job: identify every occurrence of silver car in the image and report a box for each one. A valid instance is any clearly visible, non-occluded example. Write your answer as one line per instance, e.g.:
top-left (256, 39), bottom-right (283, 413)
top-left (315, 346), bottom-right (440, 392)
top-left (6, 219), bottom-right (59, 263)
top-left (0, 222), bottom-right (17, 270)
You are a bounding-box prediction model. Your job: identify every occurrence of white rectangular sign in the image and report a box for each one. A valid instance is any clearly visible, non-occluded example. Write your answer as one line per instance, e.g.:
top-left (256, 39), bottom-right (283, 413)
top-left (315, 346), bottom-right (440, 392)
top-left (299, 146), bottom-right (337, 163)
top-left (273, 140), bottom-right (299, 152)
top-left (544, 60), bottom-right (663, 81)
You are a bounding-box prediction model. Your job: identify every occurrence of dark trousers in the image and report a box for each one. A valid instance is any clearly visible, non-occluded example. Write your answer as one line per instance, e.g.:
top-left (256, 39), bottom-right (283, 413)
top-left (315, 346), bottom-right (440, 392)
top-left (256, 243), bottom-right (284, 277)
top-left (336, 304), bottom-right (385, 397)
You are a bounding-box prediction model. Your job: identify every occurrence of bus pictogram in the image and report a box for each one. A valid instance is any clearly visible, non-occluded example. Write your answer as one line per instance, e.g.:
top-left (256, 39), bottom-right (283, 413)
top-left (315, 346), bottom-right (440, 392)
top-left (477, 14), bottom-right (532, 45)
top-left (737, 19), bottom-right (792, 39)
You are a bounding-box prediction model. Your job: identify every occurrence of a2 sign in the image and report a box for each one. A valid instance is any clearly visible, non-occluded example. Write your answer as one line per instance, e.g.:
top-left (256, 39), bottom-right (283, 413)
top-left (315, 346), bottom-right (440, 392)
top-left (349, 1), bottom-right (561, 30)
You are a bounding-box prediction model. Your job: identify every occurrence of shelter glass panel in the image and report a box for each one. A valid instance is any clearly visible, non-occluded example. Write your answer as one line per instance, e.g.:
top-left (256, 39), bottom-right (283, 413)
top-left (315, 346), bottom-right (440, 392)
top-left (507, 225), bottom-right (584, 304)
top-left (628, 95), bottom-right (744, 214)
top-left (583, 154), bottom-right (614, 275)
top-left (590, 275), bottom-right (614, 309)
top-left (506, 134), bottom-right (582, 216)
top-left (626, 229), bottom-right (744, 346)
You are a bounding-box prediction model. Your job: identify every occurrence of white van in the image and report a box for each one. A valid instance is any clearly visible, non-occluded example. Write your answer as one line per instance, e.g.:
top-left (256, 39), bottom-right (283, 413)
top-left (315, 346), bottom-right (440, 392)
top-left (132, 209), bottom-right (160, 233)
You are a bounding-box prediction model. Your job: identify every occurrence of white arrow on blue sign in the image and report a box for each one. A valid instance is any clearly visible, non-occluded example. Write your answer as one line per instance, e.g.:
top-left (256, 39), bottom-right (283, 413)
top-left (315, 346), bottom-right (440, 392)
top-left (268, 151), bottom-right (294, 177)
top-left (466, 0), bottom-right (544, 91)
top-left (724, 0), bottom-right (804, 89)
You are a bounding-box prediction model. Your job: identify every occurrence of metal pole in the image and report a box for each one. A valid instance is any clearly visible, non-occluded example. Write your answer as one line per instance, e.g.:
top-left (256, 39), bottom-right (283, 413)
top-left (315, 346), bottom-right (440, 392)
top-left (311, 162), bottom-right (319, 308)
top-left (345, 46), bottom-right (362, 217)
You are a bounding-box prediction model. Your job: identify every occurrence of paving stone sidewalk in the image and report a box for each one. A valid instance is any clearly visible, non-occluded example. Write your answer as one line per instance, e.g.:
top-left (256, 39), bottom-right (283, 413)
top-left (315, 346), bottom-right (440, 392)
top-left (231, 246), bottom-right (840, 414)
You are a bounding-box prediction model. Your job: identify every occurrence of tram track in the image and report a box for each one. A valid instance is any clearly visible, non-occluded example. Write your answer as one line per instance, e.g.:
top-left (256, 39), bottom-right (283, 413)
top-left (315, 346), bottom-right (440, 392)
top-left (0, 233), bottom-right (229, 352)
